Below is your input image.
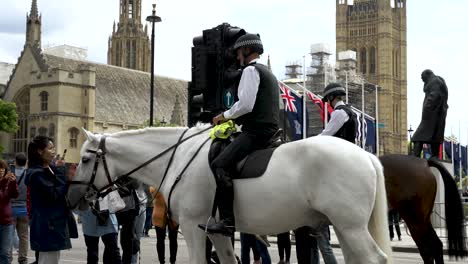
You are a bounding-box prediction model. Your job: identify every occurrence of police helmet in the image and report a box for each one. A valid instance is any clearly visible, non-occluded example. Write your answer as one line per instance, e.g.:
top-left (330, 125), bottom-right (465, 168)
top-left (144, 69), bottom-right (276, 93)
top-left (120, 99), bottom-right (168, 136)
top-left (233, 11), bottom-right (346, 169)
top-left (322, 83), bottom-right (346, 102)
top-left (233, 33), bottom-right (264, 55)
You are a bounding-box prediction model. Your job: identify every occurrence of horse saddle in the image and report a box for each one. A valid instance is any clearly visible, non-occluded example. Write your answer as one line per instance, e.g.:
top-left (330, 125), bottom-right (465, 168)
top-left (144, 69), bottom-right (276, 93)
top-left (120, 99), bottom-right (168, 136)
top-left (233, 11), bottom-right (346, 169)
top-left (208, 129), bottom-right (284, 179)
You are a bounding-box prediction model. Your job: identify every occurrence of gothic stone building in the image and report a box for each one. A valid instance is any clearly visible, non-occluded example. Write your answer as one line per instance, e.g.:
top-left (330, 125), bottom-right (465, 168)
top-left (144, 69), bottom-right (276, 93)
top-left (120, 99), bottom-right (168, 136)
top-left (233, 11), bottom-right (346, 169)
top-left (336, 0), bottom-right (407, 154)
top-left (107, 0), bottom-right (151, 72)
top-left (0, 0), bottom-right (187, 163)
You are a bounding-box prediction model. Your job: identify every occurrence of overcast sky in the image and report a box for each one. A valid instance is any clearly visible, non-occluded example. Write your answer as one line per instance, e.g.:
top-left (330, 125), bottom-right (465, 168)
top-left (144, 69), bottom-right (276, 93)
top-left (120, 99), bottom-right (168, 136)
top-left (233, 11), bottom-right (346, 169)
top-left (0, 0), bottom-right (467, 144)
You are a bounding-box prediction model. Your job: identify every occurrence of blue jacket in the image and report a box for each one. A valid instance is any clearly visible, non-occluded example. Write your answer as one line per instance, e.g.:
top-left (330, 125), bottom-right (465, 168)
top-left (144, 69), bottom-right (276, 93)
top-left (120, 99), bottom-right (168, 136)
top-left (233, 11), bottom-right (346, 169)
top-left (25, 165), bottom-right (72, 251)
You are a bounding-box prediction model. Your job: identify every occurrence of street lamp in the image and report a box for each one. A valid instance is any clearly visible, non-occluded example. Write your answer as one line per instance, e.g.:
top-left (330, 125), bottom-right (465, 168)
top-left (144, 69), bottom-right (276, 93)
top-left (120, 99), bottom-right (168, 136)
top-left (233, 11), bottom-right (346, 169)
top-left (408, 125), bottom-right (414, 154)
top-left (146, 3), bottom-right (162, 127)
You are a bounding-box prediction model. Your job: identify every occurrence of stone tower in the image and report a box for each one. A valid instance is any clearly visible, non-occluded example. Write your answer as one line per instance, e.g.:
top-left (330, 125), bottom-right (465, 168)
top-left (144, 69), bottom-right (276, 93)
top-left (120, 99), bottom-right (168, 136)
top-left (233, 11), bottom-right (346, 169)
top-left (336, 0), bottom-right (407, 154)
top-left (26, 0), bottom-right (41, 47)
top-left (107, 0), bottom-right (151, 72)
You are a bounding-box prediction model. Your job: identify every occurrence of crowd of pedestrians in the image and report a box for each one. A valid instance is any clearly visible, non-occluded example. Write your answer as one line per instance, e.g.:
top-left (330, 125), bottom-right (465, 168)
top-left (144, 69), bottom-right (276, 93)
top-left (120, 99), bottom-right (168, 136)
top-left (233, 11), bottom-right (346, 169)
top-left (0, 136), bottom-right (181, 264)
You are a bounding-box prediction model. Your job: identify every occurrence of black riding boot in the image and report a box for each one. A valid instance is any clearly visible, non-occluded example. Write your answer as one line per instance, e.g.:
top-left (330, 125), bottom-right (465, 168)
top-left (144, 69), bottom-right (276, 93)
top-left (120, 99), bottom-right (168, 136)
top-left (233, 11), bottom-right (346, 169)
top-left (199, 169), bottom-right (235, 236)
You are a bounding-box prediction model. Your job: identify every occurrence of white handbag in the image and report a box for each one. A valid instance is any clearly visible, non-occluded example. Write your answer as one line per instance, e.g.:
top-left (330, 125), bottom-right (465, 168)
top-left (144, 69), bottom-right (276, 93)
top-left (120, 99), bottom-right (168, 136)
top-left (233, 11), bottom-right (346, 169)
top-left (105, 189), bottom-right (126, 213)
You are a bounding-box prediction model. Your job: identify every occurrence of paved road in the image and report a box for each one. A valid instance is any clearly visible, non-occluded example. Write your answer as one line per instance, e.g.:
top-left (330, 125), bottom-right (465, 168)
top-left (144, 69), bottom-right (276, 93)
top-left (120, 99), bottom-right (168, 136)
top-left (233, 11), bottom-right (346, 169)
top-left (13, 229), bottom-right (464, 263)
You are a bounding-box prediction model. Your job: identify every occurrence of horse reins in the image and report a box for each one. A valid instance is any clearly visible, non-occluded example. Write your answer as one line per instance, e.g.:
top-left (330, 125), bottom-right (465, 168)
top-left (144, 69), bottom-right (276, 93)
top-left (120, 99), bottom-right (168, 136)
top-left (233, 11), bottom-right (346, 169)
top-left (69, 126), bottom-right (213, 204)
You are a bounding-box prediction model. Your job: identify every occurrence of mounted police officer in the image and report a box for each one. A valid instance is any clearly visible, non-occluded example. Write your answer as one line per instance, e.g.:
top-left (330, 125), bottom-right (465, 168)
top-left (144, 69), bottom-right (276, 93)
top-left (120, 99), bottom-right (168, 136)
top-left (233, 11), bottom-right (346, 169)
top-left (198, 33), bottom-right (280, 236)
top-left (312, 82), bottom-right (355, 264)
top-left (319, 83), bottom-right (357, 143)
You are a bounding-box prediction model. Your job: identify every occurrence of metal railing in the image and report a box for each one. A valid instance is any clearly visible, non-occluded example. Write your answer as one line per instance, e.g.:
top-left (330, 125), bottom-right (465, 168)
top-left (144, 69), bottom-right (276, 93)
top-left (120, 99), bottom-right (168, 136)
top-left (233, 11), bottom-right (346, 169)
top-left (426, 200), bottom-right (468, 239)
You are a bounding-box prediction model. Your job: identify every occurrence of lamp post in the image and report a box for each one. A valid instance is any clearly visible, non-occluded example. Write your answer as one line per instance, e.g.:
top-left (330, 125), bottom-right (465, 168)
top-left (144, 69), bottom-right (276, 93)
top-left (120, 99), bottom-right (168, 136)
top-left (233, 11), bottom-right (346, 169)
top-left (146, 3), bottom-right (162, 127)
top-left (408, 125), bottom-right (414, 154)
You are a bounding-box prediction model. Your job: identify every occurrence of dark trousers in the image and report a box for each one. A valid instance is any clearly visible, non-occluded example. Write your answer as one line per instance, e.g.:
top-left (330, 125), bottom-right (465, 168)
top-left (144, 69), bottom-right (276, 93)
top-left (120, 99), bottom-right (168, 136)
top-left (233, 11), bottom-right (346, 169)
top-left (388, 209), bottom-right (401, 240)
top-left (156, 226), bottom-right (178, 264)
top-left (84, 233), bottom-right (122, 264)
top-left (277, 232), bottom-right (291, 261)
top-left (294, 227), bottom-right (318, 264)
top-left (413, 141), bottom-right (440, 158)
top-left (116, 210), bottom-right (139, 264)
top-left (240, 233), bottom-right (271, 264)
top-left (212, 131), bottom-right (271, 170)
top-left (144, 207), bottom-right (154, 235)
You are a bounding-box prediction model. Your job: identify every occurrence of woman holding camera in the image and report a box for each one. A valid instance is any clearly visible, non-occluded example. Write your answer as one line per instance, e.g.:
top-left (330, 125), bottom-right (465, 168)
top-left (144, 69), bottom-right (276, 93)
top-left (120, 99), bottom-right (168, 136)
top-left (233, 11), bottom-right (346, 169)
top-left (0, 159), bottom-right (18, 264)
top-left (25, 136), bottom-right (72, 264)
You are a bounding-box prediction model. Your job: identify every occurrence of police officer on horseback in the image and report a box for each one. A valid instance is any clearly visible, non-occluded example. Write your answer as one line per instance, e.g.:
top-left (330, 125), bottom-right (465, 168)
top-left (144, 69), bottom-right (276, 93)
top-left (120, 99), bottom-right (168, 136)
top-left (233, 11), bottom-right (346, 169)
top-left (198, 33), bottom-right (280, 236)
top-left (319, 83), bottom-right (357, 143)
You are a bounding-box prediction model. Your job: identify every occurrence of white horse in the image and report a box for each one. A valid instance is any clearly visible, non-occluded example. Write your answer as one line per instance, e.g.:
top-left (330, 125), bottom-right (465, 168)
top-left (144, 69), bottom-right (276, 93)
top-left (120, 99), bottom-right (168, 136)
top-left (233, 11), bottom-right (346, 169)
top-left (67, 124), bottom-right (392, 264)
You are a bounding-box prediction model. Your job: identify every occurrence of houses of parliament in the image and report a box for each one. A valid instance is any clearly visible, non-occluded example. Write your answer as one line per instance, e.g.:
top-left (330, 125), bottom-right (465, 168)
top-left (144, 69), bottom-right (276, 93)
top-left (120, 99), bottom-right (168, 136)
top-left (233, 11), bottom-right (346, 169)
top-left (0, 0), bottom-right (408, 162)
top-left (336, 0), bottom-right (407, 154)
top-left (0, 0), bottom-right (187, 163)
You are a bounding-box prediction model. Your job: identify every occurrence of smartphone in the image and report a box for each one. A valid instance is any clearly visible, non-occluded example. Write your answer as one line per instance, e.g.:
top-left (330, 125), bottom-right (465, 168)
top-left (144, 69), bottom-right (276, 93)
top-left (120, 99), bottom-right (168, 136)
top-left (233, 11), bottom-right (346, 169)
top-left (62, 149), bottom-right (67, 160)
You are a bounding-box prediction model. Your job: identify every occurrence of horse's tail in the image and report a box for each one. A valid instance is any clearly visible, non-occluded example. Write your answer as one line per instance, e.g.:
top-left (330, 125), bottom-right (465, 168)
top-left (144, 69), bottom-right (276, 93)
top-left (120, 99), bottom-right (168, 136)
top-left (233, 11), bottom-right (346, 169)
top-left (427, 158), bottom-right (468, 259)
top-left (368, 154), bottom-right (393, 264)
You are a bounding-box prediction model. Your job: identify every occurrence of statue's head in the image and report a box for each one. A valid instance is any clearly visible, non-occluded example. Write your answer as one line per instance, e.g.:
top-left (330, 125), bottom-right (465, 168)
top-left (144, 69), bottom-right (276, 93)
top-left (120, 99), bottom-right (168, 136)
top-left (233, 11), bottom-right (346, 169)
top-left (421, 69), bottom-right (434, 83)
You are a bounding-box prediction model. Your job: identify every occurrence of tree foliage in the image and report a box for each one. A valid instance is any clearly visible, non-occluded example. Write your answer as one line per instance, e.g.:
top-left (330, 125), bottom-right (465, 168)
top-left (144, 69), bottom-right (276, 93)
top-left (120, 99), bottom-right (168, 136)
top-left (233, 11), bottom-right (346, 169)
top-left (0, 99), bottom-right (18, 133)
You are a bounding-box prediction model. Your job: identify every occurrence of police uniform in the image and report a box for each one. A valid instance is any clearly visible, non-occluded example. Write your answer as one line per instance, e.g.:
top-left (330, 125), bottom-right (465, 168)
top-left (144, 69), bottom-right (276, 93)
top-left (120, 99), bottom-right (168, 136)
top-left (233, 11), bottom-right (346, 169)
top-left (319, 84), bottom-right (357, 144)
top-left (199, 33), bottom-right (280, 235)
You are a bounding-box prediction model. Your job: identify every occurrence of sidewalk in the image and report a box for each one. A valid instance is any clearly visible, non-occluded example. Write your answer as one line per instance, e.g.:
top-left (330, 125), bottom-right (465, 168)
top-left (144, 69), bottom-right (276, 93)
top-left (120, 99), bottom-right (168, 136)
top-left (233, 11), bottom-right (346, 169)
top-left (253, 223), bottom-right (450, 254)
top-left (328, 223), bottom-right (430, 254)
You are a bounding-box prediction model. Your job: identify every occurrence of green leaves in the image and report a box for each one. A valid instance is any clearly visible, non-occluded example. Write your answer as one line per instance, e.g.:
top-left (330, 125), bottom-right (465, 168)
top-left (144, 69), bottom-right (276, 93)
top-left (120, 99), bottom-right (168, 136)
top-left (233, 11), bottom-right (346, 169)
top-left (0, 99), bottom-right (18, 133)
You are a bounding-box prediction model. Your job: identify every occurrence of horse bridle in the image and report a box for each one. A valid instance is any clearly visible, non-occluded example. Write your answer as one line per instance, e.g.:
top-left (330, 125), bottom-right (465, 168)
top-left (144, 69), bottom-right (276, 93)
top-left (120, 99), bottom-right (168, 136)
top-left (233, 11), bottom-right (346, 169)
top-left (69, 126), bottom-right (213, 203)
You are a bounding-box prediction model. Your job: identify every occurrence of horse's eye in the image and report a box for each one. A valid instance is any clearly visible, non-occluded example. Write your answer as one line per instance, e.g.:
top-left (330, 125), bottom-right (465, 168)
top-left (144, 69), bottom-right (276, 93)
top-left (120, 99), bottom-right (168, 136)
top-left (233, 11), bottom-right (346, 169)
top-left (82, 157), bottom-right (90, 163)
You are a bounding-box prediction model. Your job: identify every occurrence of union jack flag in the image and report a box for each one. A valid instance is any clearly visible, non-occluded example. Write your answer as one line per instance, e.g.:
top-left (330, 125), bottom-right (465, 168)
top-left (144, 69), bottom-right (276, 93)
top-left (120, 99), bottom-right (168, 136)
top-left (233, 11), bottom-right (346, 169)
top-left (305, 90), bottom-right (333, 122)
top-left (280, 84), bottom-right (297, 113)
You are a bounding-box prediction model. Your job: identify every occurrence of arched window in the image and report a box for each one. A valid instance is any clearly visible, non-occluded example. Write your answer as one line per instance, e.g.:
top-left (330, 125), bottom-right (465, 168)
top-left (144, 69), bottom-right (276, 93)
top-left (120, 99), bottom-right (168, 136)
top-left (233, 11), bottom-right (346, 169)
top-left (360, 48), bottom-right (367, 74)
top-left (38, 127), bottom-right (47, 136)
top-left (392, 49), bottom-right (399, 77)
top-left (126, 40), bottom-right (131, 68)
top-left (370, 47), bottom-right (376, 74)
top-left (69, 127), bottom-right (79, 148)
top-left (116, 41), bottom-right (121, 65)
top-left (39, 91), bottom-right (48, 111)
top-left (128, 0), bottom-right (134, 18)
top-left (132, 40), bottom-right (137, 69)
top-left (48, 123), bottom-right (55, 143)
top-left (13, 88), bottom-right (30, 153)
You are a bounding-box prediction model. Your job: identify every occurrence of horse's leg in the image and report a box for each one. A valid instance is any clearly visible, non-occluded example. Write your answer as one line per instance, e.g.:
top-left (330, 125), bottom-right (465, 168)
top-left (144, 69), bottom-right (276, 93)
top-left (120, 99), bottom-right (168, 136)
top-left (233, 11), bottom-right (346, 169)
top-left (427, 226), bottom-right (444, 264)
top-left (332, 225), bottom-right (387, 264)
top-left (208, 234), bottom-right (237, 264)
top-left (405, 220), bottom-right (435, 264)
top-left (179, 220), bottom-right (208, 264)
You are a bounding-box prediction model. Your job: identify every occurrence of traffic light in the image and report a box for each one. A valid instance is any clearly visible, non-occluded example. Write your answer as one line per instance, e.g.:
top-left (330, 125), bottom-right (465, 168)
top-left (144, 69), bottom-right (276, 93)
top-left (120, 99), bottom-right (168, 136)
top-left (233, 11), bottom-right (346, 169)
top-left (188, 23), bottom-right (246, 127)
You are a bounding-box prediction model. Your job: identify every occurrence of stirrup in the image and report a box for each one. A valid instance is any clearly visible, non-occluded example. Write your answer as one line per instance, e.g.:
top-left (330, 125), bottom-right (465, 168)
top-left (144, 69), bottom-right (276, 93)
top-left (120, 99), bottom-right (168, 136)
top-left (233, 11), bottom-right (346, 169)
top-left (203, 216), bottom-right (214, 233)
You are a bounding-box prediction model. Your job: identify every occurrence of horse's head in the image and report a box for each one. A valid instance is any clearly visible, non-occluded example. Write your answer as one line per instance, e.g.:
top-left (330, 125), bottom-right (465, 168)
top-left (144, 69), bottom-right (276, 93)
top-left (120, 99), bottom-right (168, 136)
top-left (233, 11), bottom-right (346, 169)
top-left (67, 128), bottom-right (117, 210)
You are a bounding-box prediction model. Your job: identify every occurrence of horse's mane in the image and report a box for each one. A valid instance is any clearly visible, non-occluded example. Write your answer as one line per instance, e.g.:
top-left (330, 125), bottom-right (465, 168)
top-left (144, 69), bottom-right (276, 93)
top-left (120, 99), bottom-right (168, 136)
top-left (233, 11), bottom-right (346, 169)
top-left (109, 122), bottom-right (211, 139)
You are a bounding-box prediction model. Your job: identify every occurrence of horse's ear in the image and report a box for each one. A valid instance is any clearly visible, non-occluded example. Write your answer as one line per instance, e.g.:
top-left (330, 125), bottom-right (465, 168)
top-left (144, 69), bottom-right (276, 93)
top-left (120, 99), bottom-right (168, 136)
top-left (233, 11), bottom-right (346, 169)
top-left (82, 128), bottom-right (95, 142)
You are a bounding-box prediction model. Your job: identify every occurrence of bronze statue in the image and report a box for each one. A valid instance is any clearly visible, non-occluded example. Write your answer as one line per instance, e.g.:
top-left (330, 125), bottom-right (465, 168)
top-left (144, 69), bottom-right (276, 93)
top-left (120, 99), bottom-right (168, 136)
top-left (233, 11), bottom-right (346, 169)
top-left (412, 69), bottom-right (448, 158)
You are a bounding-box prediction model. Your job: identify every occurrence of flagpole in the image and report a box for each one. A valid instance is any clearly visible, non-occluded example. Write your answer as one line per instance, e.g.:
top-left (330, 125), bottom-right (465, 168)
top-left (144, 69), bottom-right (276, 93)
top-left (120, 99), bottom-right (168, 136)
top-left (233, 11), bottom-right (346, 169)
top-left (303, 55), bottom-right (307, 139)
top-left (465, 125), bottom-right (468, 192)
top-left (283, 106), bottom-right (287, 142)
top-left (345, 71), bottom-right (349, 104)
top-left (361, 81), bottom-right (365, 149)
top-left (324, 103), bottom-right (328, 127)
top-left (375, 84), bottom-right (379, 155)
top-left (459, 121), bottom-right (462, 190)
top-left (451, 140), bottom-right (454, 178)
